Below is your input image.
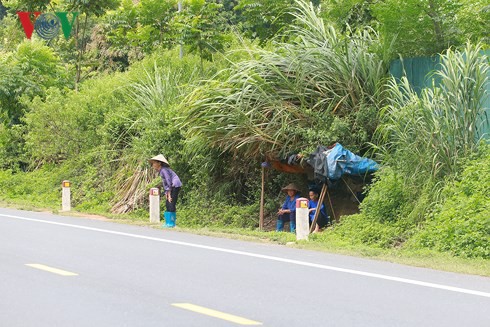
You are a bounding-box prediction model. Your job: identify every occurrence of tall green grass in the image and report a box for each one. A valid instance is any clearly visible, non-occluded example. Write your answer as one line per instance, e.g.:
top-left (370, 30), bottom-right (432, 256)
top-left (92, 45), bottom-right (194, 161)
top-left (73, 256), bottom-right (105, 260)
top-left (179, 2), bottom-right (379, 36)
top-left (362, 42), bottom-right (489, 225)
top-left (183, 0), bottom-right (391, 158)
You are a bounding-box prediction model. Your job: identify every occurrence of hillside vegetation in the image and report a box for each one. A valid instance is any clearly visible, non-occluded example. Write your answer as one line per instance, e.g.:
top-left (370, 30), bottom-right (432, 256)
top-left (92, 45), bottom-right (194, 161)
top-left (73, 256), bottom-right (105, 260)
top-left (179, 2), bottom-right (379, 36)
top-left (0, 0), bottom-right (488, 265)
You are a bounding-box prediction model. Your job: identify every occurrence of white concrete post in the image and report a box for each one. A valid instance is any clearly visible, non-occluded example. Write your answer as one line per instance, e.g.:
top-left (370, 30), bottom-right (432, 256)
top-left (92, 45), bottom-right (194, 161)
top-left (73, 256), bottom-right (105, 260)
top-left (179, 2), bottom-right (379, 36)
top-left (61, 180), bottom-right (71, 212)
top-left (295, 197), bottom-right (309, 240)
top-left (149, 188), bottom-right (160, 223)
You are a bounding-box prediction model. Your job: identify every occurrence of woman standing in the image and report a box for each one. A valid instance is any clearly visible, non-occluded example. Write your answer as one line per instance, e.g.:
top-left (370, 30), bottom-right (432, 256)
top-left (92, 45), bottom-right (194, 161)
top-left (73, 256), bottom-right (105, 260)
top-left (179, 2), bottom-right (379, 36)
top-left (149, 154), bottom-right (182, 228)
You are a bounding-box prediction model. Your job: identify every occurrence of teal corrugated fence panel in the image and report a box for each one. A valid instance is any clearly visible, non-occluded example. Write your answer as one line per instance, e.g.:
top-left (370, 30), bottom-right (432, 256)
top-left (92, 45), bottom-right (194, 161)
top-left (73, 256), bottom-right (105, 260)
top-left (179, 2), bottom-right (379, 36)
top-left (389, 51), bottom-right (490, 140)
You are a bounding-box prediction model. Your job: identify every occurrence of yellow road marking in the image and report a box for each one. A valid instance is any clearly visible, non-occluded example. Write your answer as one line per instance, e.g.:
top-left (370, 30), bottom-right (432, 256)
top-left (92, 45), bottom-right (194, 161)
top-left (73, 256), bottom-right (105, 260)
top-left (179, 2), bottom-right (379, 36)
top-left (172, 303), bottom-right (262, 325)
top-left (26, 264), bottom-right (78, 276)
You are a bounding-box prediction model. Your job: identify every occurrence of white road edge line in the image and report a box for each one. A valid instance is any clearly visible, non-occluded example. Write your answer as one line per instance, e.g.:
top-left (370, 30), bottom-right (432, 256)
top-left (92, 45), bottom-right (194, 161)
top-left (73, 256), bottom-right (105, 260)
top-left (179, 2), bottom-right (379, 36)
top-left (2, 213), bottom-right (490, 299)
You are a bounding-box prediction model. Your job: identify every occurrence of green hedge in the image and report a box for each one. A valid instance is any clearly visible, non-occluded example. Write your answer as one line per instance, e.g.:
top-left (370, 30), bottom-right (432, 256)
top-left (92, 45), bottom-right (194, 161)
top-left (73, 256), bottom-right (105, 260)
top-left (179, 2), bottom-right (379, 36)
top-left (407, 145), bottom-right (490, 258)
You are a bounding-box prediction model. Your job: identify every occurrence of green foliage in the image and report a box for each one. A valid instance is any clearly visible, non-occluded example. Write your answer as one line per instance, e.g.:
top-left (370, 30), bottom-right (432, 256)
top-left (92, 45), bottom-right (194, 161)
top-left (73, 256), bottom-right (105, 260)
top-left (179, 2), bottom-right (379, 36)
top-left (137, 0), bottom-right (177, 50)
top-left (0, 15), bottom-right (25, 52)
top-left (342, 43), bottom-right (489, 252)
top-left (179, 194), bottom-right (259, 229)
top-left (23, 73), bottom-right (127, 164)
top-left (178, 200), bottom-right (259, 229)
top-left (106, 0), bottom-right (178, 56)
top-left (2, 0), bottom-right (51, 12)
top-left (234, 0), bottom-right (297, 43)
top-left (184, 0), bottom-right (389, 159)
top-left (328, 213), bottom-right (412, 248)
top-left (371, 0), bottom-right (462, 57)
top-left (359, 167), bottom-right (410, 223)
top-left (0, 153), bottom-right (115, 212)
top-left (377, 43), bottom-right (489, 180)
top-left (0, 40), bottom-right (70, 169)
top-left (105, 0), bottom-right (233, 64)
top-left (0, 168), bottom-right (60, 208)
top-left (173, 0), bottom-right (232, 64)
top-left (321, 0), bottom-right (375, 32)
top-left (456, 0), bottom-right (490, 45)
top-left (407, 145), bottom-right (490, 258)
top-left (64, 0), bottom-right (120, 17)
top-left (323, 0), bottom-right (489, 58)
top-left (0, 40), bottom-right (69, 125)
top-left (0, 123), bottom-right (27, 170)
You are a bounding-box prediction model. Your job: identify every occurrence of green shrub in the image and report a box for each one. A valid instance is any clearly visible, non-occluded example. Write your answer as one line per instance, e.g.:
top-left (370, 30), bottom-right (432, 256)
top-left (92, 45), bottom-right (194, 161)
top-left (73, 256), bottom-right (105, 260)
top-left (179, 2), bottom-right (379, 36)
top-left (179, 199), bottom-right (259, 229)
top-left (360, 167), bottom-right (410, 223)
top-left (407, 145), bottom-right (490, 258)
top-left (328, 213), bottom-right (412, 248)
top-left (24, 74), bottom-right (128, 164)
top-left (0, 165), bottom-right (63, 208)
top-left (0, 152), bottom-right (115, 213)
top-left (373, 43), bottom-right (489, 223)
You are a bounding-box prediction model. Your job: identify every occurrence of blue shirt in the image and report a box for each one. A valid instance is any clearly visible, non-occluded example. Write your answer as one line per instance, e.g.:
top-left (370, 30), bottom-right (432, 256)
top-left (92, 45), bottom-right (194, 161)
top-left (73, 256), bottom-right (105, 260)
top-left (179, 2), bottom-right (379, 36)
top-left (282, 194), bottom-right (300, 212)
top-left (308, 200), bottom-right (327, 222)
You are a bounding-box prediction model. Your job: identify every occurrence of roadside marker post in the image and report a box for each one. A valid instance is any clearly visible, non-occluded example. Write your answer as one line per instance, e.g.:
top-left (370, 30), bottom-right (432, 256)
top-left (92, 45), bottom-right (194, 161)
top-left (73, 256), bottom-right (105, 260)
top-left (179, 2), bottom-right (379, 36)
top-left (149, 188), bottom-right (160, 223)
top-left (295, 198), bottom-right (309, 240)
top-left (61, 180), bottom-right (71, 212)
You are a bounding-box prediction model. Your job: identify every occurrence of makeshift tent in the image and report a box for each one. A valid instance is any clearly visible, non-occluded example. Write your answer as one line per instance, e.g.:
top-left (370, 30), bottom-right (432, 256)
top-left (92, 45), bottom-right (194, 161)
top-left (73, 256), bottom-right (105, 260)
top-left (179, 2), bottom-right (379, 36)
top-left (305, 143), bottom-right (378, 231)
top-left (259, 143), bottom-right (378, 231)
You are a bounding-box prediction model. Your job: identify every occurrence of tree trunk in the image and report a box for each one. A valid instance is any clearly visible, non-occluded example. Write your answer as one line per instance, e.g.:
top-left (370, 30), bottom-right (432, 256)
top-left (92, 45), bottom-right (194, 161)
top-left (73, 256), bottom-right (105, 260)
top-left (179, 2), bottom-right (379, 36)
top-left (426, 0), bottom-right (445, 51)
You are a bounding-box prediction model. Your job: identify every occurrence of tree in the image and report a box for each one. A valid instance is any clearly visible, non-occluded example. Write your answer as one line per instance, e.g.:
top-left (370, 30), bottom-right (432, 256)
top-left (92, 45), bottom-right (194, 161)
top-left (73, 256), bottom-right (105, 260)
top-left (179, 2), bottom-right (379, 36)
top-left (172, 0), bottom-right (231, 67)
top-left (1, 0), bottom-right (51, 12)
top-left (0, 40), bottom-right (68, 170)
top-left (137, 0), bottom-right (178, 50)
top-left (0, 14), bottom-right (26, 51)
top-left (371, 0), bottom-right (461, 57)
top-left (106, 0), bottom-right (179, 56)
top-left (321, 0), bottom-right (375, 32)
top-left (0, 40), bottom-right (68, 125)
top-left (456, 0), bottom-right (490, 45)
top-left (234, 0), bottom-right (296, 43)
top-left (63, 0), bottom-right (120, 87)
top-left (2, 0), bottom-right (120, 87)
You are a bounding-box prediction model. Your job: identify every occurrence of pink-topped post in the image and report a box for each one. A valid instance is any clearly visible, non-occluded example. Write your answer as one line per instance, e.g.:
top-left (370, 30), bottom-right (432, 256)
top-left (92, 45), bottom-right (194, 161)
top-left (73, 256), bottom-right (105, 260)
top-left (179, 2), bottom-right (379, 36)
top-left (149, 188), bottom-right (160, 223)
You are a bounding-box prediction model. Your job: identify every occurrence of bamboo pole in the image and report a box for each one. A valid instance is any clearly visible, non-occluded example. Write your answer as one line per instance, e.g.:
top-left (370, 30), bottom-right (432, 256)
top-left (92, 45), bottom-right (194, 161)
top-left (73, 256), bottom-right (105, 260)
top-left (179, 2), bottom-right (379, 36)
top-left (326, 186), bottom-right (336, 223)
top-left (259, 166), bottom-right (265, 230)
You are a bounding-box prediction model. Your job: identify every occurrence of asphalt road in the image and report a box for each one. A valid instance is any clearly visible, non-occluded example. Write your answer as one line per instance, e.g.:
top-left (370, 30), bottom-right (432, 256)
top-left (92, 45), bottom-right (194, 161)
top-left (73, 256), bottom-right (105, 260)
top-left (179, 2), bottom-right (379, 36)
top-left (1, 207), bottom-right (489, 327)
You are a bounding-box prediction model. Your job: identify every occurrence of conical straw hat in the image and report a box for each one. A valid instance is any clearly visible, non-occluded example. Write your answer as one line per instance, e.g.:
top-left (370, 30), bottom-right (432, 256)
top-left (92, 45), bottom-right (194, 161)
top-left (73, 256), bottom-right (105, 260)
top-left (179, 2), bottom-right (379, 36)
top-left (149, 154), bottom-right (170, 166)
top-left (281, 183), bottom-right (300, 193)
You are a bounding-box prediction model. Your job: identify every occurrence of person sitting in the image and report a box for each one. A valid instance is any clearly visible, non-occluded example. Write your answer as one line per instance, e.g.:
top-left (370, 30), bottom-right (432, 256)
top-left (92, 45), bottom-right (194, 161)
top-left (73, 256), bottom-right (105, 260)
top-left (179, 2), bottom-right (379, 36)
top-left (308, 189), bottom-right (329, 233)
top-left (277, 183), bottom-right (301, 233)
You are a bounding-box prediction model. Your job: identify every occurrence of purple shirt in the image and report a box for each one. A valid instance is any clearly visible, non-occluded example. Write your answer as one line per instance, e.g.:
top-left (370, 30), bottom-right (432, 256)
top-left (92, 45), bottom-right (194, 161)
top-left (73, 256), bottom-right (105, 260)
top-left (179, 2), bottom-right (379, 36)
top-left (159, 167), bottom-right (182, 193)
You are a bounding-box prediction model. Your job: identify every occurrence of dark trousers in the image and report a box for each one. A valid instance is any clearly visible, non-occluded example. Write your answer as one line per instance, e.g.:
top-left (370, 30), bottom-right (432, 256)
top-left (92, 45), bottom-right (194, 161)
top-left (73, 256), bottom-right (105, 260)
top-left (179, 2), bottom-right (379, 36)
top-left (309, 213), bottom-right (329, 228)
top-left (165, 187), bottom-right (181, 212)
top-left (277, 212), bottom-right (296, 232)
top-left (278, 211), bottom-right (296, 223)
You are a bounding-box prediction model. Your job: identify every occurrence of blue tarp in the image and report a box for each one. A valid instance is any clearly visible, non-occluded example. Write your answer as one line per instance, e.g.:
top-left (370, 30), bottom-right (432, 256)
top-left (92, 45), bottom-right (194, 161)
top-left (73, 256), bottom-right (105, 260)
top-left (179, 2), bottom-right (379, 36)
top-left (308, 143), bottom-right (378, 181)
